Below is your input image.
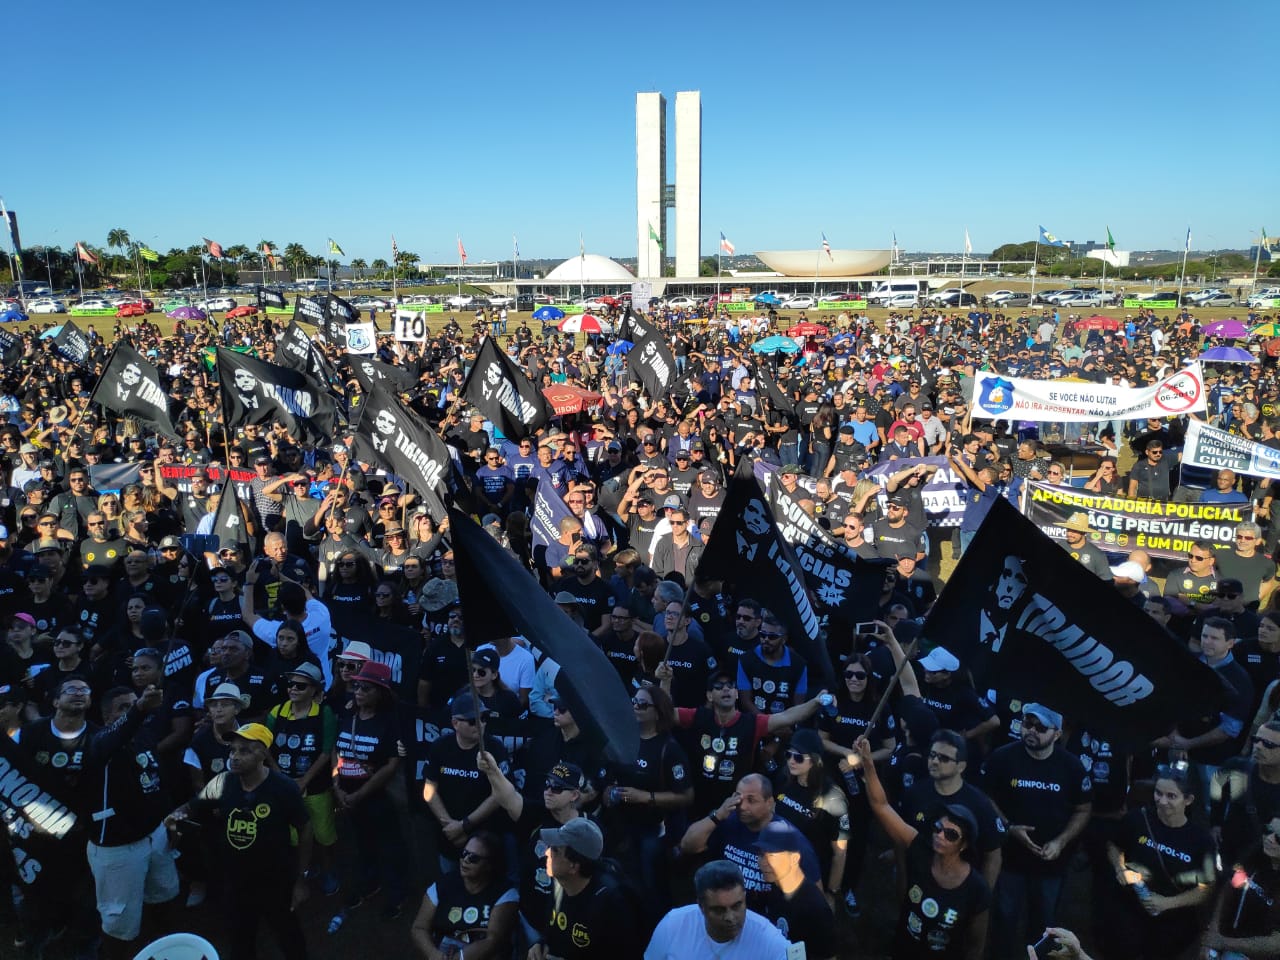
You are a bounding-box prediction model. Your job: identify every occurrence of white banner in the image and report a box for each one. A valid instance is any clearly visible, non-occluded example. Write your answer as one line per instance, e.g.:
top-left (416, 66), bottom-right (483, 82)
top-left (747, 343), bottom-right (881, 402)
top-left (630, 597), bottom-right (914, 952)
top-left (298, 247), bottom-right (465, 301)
top-left (393, 309), bottom-right (428, 343)
top-left (1183, 419), bottom-right (1280, 480)
top-left (972, 363), bottom-right (1205, 423)
top-left (344, 322), bottom-right (377, 355)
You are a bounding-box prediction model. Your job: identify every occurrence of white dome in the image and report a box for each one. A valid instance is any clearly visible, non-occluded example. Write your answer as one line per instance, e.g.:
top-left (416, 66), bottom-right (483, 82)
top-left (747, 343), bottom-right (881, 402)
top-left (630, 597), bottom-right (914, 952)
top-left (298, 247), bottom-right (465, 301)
top-left (543, 254), bottom-right (635, 283)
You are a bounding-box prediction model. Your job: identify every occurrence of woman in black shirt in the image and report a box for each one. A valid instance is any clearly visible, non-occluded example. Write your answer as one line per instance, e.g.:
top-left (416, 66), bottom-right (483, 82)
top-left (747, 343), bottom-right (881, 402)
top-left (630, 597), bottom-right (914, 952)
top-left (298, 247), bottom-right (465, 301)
top-left (409, 831), bottom-right (518, 960)
top-left (1202, 814), bottom-right (1280, 958)
top-left (857, 736), bottom-right (990, 960)
top-left (774, 727), bottom-right (849, 900)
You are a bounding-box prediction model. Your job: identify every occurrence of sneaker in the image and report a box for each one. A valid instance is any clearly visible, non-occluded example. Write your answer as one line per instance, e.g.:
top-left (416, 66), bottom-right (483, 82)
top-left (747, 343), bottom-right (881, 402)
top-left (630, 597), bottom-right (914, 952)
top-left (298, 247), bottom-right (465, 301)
top-left (842, 890), bottom-right (861, 919)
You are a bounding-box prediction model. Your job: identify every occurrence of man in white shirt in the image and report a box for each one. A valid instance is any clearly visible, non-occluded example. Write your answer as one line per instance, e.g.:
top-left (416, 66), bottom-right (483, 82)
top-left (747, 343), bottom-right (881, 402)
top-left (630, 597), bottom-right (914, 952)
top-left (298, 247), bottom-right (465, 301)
top-left (645, 860), bottom-right (790, 960)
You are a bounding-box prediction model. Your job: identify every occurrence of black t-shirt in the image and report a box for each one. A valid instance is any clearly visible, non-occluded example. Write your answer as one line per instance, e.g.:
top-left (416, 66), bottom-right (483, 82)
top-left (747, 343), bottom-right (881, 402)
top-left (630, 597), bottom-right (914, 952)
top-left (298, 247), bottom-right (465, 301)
top-left (1118, 806), bottom-right (1216, 899)
top-left (663, 635), bottom-right (718, 709)
top-left (900, 780), bottom-right (1008, 855)
top-left (759, 878), bottom-right (837, 960)
top-left (424, 733), bottom-right (510, 859)
top-left (334, 708), bottom-right (399, 788)
top-left (980, 744), bottom-right (1092, 874)
top-left (540, 872), bottom-right (641, 960)
top-left (604, 733), bottom-right (690, 829)
top-left (188, 770), bottom-right (307, 876)
top-left (894, 831), bottom-right (990, 960)
top-left (818, 692), bottom-right (895, 749)
top-left (1068, 729), bottom-right (1130, 816)
top-left (419, 636), bottom-right (471, 711)
top-left (561, 577), bottom-right (615, 633)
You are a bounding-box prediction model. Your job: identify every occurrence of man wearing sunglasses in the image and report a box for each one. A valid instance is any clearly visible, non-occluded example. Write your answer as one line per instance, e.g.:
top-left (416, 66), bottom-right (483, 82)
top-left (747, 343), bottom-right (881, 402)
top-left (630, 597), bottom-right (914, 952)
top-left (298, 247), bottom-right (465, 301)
top-left (421, 692), bottom-right (509, 873)
top-left (735, 609), bottom-right (807, 715)
top-left (980, 702), bottom-right (1092, 959)
top-left (1210, 719), bottom-right (1280, 864)
top-left (1214, 520), bottom-right (1276, 609)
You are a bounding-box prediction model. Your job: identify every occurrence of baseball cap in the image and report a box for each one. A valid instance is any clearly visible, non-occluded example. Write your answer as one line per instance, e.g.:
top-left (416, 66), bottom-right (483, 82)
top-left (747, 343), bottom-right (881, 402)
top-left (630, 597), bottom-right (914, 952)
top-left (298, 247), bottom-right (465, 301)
top-left (918, 646), bottom-right (960, 673)
top-left (1108, 560), bottom-right (1146, 583)
top-left (283, 662), bottom-right (324, 687)
top-left (755, 820), bottom-right (806, 854)
top-left (12, 613), bottom-right (36, 627)
top-left (539, 819), bottom-right (604, 860)
top-left (662, 494), bottom-right (683, 509)
top-left (553, 591), bottom-right (579, 605)
top-left (886, 492), bottom-right (910, 507)
top-left (158, 535), bottom-right (183, 550)
top-left (231, 723), bottom-right (273, 749)
top-left (19, 442), bottom-right (37, 454)
top-left (450, 692), bottom-right (485, 720)
top-left (1022, 703), bottom-right (1063, 729)
top-left (545, 761), bottom-right (585, 791)
top-left (780, 463), bottom-right (803, 476)
top-left (690, 440), bottom-right (706, 452)
top-left (471, 647), bottom-right (502, 672)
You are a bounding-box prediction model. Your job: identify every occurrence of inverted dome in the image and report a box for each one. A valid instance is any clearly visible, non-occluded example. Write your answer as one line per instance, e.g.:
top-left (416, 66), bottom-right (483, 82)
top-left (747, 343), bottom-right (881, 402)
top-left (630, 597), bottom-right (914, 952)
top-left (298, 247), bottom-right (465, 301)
top-left (544, 253), bottom-right (635, 283)
top-left (756, 249), bottom-right (892, 277)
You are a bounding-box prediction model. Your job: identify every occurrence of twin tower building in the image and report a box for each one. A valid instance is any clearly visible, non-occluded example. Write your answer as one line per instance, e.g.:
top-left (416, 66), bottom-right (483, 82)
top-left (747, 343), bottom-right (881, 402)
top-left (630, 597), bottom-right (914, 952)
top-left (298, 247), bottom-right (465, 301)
top-left (636, 91), bottom-right (702, 280)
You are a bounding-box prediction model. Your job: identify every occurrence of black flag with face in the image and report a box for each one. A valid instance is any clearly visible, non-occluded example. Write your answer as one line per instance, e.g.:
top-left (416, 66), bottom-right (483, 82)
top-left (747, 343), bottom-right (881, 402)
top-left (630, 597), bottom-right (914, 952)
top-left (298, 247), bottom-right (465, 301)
top-left (275, 321), bottom-right (342, 390)
top-left (351, 383), bottom-right (449, 518)
top-left (88, 344), bottom-right (178, 439)
top-left (449, 507), bottom-right (639, 765)
top-left (923, 496), bottom-right (1224, 746)
top-left (696, 463), bottom-right (832, 689)
top-left (765, 474), bottom-right (889, 633)
top-left (50, 320), bottom-right (90, 364)
top-left (349, 355), bottom-right (416, 394)
top-left (623, 309), bottom-right (676, 400)
top-left (216, 348), bottom-right (336, 444)
top-left (460, 338), bottom-right (553, 440)
top-left (256, 286), bottom-right (288, 312)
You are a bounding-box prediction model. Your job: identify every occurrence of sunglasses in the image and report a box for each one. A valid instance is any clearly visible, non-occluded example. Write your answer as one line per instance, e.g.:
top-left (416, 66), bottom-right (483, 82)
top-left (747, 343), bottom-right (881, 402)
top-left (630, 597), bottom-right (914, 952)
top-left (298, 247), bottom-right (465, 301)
top-left (933, 820), bottom-right (962, 843)
top-left (631, 698), bottom-right (654, 709)
top-left (1021, 716), bottom-right (1050, 732)
top-left (710, 681), bottom-right (734, 692)
top-left (1252, 736), bottom-right (1280, 750)
top-left (544, 781), bottom-right (570, 794)
top-left (286, 681), bottom-right (313, 691)
top-left (375, 592), bottom-right (393, 599)
top-left (758, 631), bottom-right (783, 640)
top-left (551, 702), bottom-right (568, 713)
top-left (458, 849), bottom-right (488, 864)
top-left (845, 670), bottom-right (868, 680)
top-left (785, 750), bottom-right (810, 762)
top-left (350, 682), bottom-right (377, 692)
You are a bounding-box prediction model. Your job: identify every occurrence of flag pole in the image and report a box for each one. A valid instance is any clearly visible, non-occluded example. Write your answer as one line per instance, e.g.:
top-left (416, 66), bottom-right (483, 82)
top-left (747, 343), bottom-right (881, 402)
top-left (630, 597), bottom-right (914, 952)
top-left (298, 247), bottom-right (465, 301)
top-left (1252, 228), bottom-right (1264, 292)
top-left (1177, 229), bottom-right (1190, 309)
top-left (1030, 233), bottom-right (1040, 304)
top-left (391, 239), bottom-right (397, 304)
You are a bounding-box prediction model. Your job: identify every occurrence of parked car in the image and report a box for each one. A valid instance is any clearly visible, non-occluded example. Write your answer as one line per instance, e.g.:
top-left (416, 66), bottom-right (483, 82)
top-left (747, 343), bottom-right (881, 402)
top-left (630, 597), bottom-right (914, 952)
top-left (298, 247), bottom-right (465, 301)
top-left (445, 294), bottom-right (474, 309)
top-left (1196, 293), bottom-right (1236, 307)
top-left (991, 293), bottom-right (1032, 307)
top-left (201, 297), bottom-right (236, 312)
top-left (929, 289), bottom-right (979, 307)
top-left (1058, 293), bottom-right (1104, 307)
top-left (516, 294), bottom-right (537, 309)
top-left (28, 298), bottom-right (66, 314)
top-left (782, 295), bottom-right (818, 310)
top-left (884, 293), bottom-right (919, 309)
top-left (1186, 288), bottom-right (1225, 305)
top-left (116, 302), bottom-right (148, 317)
top-left (985, 289), bottom-right (1017, 304)
top-left (665, 296), bottom-right (700, 310)
top-left (1034, 289), bottom-right (1067, 304)
top-left (487, 295), bottom-right (515, 308)
top-left (1246, 289), bottom-right (1280, 308)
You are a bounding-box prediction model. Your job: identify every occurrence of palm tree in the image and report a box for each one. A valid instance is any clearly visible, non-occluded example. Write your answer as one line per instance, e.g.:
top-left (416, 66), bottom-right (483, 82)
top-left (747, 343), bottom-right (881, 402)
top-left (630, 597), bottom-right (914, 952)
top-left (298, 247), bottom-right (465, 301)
top-left (371, 258), bottom-right (389, 277)
top-left (396, 251), bottom-right (420, 276)
top-left (282, 243), bottom-right (310, 279)
top-left (223, 244), bottom-right (250, 264)
top-left (350, 258), bottom-right (367, 278)
top-left (106, 229), bottom-right (130, 276)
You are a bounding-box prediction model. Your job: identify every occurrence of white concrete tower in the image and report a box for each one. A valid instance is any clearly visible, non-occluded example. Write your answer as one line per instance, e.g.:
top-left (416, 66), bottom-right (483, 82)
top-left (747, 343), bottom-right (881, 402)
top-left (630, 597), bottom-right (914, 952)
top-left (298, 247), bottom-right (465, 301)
top-left (635, 92), bottom-right (666, 279)
top-left (674, 91), bottom-right (702, 278)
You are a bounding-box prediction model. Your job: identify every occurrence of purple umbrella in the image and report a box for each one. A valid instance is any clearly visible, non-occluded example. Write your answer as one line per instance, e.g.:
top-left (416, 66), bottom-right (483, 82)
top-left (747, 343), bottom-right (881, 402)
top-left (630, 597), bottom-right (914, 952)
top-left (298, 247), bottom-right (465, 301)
top-left (1202, 318), bottom-right (1248, 338)
top-left (167, 306), bottom-right (208, 321)
top-left (1198, 346), bottom-right (1257, 364)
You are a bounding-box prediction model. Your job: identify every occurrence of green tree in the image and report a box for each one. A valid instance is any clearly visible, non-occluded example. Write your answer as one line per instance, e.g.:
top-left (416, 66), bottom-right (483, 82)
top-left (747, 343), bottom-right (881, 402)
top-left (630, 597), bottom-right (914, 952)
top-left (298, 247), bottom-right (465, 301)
top-left (350, 258), bottom-right (367, 278)
top-left (700, 257), bottom-right (718, 277)
top-left (396, 251), bottom-right (420, 275)
top-left (371, 258), bottom-right (389, 276)
top-left (282, 243), bottom-right (310, 278)
top-left (106, 228), bottom-right (131, 273)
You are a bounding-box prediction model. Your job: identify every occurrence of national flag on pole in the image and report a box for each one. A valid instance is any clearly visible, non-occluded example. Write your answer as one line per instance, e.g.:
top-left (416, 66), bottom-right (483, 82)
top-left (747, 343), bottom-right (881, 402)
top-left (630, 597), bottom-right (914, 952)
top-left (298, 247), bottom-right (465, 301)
top-left (391, 235), bottom-right (398, 259)
top-left (964, 229), bottom-right (973, 255)
top-left (1185, 227), bottom-right (1192, 253)
top-left (328, 238), bottom-right (344, 257)
top-left (202, 238), bottom-right (223, 259)
top-left (821, 233), bottom-right (833, 260)
top-left (1106, 226), bottom-right (1116, 251)
top-left (649, 222), bottom-right (663, 251)
top-left (457, 236), bottom-right (467, 264)
top-left (719, 232), bottom-right (735, 256)
top-left (138, 245), bottom-right (160, 263)
top-left (513, 235), bottom-right (520, 259)
top-left (1038, 226), bottom-right (1065, 247)
top-left (261, 243), bottom-right (277, 268)
top-left (580, 234), bottom-right (586, 260)
top-left (76, 242), bottom-right (98, 265)
top-left (1262, 227), bottom-right (1271, 247)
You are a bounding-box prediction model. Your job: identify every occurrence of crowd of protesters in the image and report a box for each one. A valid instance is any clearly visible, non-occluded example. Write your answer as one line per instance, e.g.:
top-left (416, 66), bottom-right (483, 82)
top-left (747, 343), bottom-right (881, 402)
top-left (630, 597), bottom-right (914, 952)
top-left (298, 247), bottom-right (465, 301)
top-left (0, 298), bottom-right (1278, 960)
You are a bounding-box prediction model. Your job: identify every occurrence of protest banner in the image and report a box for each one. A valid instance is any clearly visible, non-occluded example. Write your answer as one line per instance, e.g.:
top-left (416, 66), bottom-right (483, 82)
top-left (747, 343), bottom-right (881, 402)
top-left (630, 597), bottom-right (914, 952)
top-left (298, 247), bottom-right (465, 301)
top-left (1182, 419), bottom-right (1280, 480)
top-left (865, 456), bottom-right (968, 527)
top-left (1022, 480), bottom-right (1246, 559)
top-left (159, 464), bottom-right (255, 499)
top-left (972, 363), bottom-right (1206, 422)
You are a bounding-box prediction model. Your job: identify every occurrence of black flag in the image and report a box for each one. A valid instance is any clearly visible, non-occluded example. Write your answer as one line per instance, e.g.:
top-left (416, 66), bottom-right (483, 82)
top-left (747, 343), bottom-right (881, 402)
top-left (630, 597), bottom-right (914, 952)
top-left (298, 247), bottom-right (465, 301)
top-left (923, 496), bottom-right (1225, 746)
top-left (754, 360), bottom-right (796, 415)
top-left (324, 292), bottom-right (359, 324)
top-left (88, 344), bottom-right (178, 439)
top-left (696, 464), bottom-right (831, 688)
top-left (349, 355), bottom-right (415, 394)
top-left (256, 286), bottom-right (288, 312)
top-left (350, 383), bottom-right (449, 518)
top-left (216, 348), bottom-right (336, 444)
top-left (449, 507), bottom-right (639, 765)
top-left (211, 480), bottom-right (254, 555)
top-left (0, 327), bottom-right (23, 366)
top-left (624, 309), bottom-right (676, 400)
top-left (460, 338), bottom-right (553, 440)
top-left (50, 320), bottom-right (90, 364)
top-left (765, 474), bottom-right (889, 633)
top-left (275, 321), bottom-right (342, 389)
top-left (0, 736), bottom-right (82, 898)
top-left (292, 295), bottom-right (335, 345)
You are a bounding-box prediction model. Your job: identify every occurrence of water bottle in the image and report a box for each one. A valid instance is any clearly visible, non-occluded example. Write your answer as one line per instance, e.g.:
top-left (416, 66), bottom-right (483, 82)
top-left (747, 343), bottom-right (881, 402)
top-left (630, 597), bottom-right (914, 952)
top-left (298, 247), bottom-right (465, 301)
top-left (606, 787), bottom-right (625, 807)
top-left (819, 693), bottom-right (838, 717)
top-left (841, 765), bottom-right (862, 798)
top-left (1132, 881), bottom-right (1150, 901)
top-left (327, 911), bottom-right (345, 935)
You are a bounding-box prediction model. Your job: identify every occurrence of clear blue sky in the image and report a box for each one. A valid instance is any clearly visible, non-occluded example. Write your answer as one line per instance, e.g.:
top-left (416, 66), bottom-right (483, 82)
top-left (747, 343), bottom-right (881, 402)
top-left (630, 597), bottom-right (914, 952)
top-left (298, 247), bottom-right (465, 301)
top-left (5, 0), bottom-right (1274, 262)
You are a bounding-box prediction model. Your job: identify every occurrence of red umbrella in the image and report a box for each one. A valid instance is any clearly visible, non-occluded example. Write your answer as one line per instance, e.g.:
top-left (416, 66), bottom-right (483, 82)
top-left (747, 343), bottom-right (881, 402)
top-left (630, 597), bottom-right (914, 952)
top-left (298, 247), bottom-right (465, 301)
top-left (558, 314), bottom-right (610, 334)
top-left (1072, 315), bottom-right (1120, 331)
top-left (226, 304), bottom-right (259, 318)
top-left (786, 322), bottom-right (830, 338)
top-left (541, 384), bottom-right (602, 416)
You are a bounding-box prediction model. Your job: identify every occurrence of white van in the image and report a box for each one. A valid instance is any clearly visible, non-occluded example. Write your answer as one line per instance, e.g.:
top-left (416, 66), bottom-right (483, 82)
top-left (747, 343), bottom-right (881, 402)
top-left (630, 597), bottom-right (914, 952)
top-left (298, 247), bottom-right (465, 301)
top-left (867, 280), bottom-right (923, 304)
